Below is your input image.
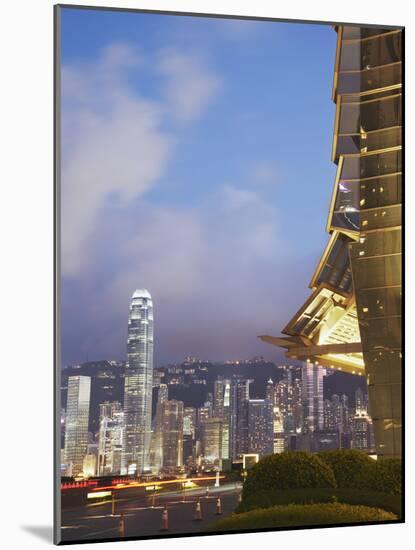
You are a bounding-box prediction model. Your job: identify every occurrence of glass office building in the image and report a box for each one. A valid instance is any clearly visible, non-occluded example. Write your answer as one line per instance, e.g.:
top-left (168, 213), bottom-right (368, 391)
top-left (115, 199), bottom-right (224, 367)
top-left (63, 375), bottom-right (91, 476)
top-left (260, 26), bottom-right (402, 458)
top-left (247, 399), bottom-right (274, 457)
top-left (160, 400), bottom-right (184, 472)
top-left (122, 289), bottom-right (154, 475)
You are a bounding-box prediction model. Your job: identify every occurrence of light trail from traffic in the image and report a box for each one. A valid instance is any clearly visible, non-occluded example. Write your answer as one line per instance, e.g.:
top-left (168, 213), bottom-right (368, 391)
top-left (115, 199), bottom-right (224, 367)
top-left (90, 475), bottom-right (226, 492)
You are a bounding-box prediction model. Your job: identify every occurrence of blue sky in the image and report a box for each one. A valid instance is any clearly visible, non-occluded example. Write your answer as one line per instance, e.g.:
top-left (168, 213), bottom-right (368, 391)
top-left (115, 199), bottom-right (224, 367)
top-left (60, 7), bottom-right (337, 367)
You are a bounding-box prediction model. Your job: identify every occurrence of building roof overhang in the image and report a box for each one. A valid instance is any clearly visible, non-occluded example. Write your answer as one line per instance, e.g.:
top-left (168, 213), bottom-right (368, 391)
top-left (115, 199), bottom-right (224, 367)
top-left (259, 282), bottom-right (364, 375)
top-left (258, 334), bottom-right (364, 376)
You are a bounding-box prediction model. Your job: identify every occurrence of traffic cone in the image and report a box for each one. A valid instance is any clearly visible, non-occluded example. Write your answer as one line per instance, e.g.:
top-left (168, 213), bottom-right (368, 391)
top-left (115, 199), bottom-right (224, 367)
top-left (193, 498), bottom-right (203, 521)
top-left (118, 513), bottom-right (125, 538)
top-left (215, 497), bottom-right (222, 515)
top-left (160, 506), bottom-right (169, 531)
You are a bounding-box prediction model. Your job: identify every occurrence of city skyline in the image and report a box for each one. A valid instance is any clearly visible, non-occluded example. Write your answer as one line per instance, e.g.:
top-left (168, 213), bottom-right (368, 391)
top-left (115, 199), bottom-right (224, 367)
top-left (60, 286), bottom-right (373, 481)
top-left (59, 283), bottom-right (378, 542)
top-left (61, 354), bottom-right (375, 478)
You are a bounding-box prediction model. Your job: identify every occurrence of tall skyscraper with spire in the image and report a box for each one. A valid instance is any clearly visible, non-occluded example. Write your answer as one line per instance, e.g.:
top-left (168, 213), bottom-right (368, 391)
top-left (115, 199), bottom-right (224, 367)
top-left (122, 289), bottom-right (154, 476)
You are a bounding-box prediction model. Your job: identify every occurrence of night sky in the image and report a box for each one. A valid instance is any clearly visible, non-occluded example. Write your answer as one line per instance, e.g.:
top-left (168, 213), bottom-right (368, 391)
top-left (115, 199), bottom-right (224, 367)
top-left (60, 8), bottom-right (337, 367)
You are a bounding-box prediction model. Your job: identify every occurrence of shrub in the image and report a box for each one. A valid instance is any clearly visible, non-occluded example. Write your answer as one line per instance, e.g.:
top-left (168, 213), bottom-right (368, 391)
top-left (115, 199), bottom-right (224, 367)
top-left (210, 503), bottom-right (397, 532)
top-left (237, 488), bottom-right (402, 517)
top-left (243, 452), bottom-right (336, 499)
top-left (354, 459), bottom-right (402, 495)
top-left (317, 449), bottom-right (373, 488)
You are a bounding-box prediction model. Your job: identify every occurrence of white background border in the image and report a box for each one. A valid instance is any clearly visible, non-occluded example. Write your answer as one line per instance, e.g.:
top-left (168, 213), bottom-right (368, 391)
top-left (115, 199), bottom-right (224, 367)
top-left (1, 0), bottom-right (413, 548)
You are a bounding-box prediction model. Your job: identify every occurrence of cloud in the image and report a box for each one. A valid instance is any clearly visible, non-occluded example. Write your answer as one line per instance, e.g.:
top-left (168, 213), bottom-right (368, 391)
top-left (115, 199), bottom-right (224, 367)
top-left (214, 184), bottom-right (284, 259)
top-left (61, 43), bottom-right (221, 276)
top-left (106, 206), bottom-right (207, 307)
top-left (91, 179), bottom-right (284, 343)
top-left (214, 18), bottom-right (264, 39)
top-left (158, 49), bottom-right (222, 123)
top-left (249, 160), bottom-right (280, 186)
top-left (60, 43), bottom-right (308, 366)
top-left (62, 175), bottom-right (315, 365)
top-left (220, 185), bottom-right (258, 210)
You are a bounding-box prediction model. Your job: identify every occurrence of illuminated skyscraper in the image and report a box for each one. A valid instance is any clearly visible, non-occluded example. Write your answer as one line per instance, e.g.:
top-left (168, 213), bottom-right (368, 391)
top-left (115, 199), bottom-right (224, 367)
top-left (152, 384), bottom-right (168, 472)
top-left (63, 375), bottom-right (91, 476)
top-left (221, 380), bottom-right (231, 460)
top-left (61, 360), bottom-right (125, 436)
top-left (272, 406), bottom-right (285, 453)
top-left (212, 377), bottom-right (231, 460)
top-left (160, 400), bottom-right (184, 472)
top-left (355, 387), bottom-right (368, 415)
top-left (230, 379), bottom-right (250, 460)
top-left (122, 289), bottom-right (154, 475)
top-left (247, 399), bottom-right (274, 457)
top-left (184, 406), bottom-right (197, 437)
top-left (323, 394), bottom-right (350, 450)
top-left (273, 372), bottom-right (302, 433)
top-left (352, 413), bottom-right (374, 452)
top-left (213, 377), bottom-right (226, 418)
top-left (183, 406), bottom-right (196, 468)
top-left (98, 403), bottom-right (124, 476)
top-left (259, 26), bottom-right (402, 459)
top-left (82, 453), bottom-right (97, 478)
top-left (202, 417), bottom-right (223, 466)
top-left (197, 405), bottom-right (212, 426)
top-left (265, 378), bottom-right (275, 404)
top-left (351, 387), bottom-right (373, 451)
top-left (302, 364), bottom-right (326, 433)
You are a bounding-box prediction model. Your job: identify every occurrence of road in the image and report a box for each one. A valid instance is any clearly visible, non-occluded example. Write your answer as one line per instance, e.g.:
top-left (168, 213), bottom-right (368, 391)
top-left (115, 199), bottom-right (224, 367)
top-left (61, 482), bottom-right (242, 542)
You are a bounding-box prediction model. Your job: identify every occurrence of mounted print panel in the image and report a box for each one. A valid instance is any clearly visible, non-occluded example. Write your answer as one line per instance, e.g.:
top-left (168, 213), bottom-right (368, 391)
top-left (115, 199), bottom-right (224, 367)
top-left (54, 5), bottom-right (404, 545)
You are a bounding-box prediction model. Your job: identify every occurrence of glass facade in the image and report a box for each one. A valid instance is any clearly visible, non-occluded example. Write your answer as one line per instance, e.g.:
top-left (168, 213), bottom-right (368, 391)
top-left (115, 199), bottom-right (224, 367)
top-left (122, 289), bottom-right (154, 475)
top-left (301, 365), bottom-right (326, 434)
top-left (202, 417), bottom-right (223, 465)
top-left (63, 375), bottom-right (91, 476)
top-left (97, 412), bottom-right (124, 476)
top-left (160, 400), bottom-right (184, 472)
top-left (247, 399), bottom-right (274, 457)
top-left (334, 27), bottom-right (403, 459)
top-left (229, 379), bottom-right (250, 460)
top-left (261, 25), bottom-right (402, 459)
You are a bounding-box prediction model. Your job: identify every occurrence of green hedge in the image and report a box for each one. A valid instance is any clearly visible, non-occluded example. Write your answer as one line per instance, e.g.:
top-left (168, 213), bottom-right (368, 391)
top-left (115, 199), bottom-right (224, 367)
top-left (243, 452), bottom-right (336, 498)
top-left (210, 503), bottom-right (397, 532)
top-left (317, 449), bottom-right (373, 488)
top-left (236, 488), bottom-right (402, 517)
top-left (354, 459), bottom-right (402, 495)
top-left (317, 451), bottom-right (402, 495)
